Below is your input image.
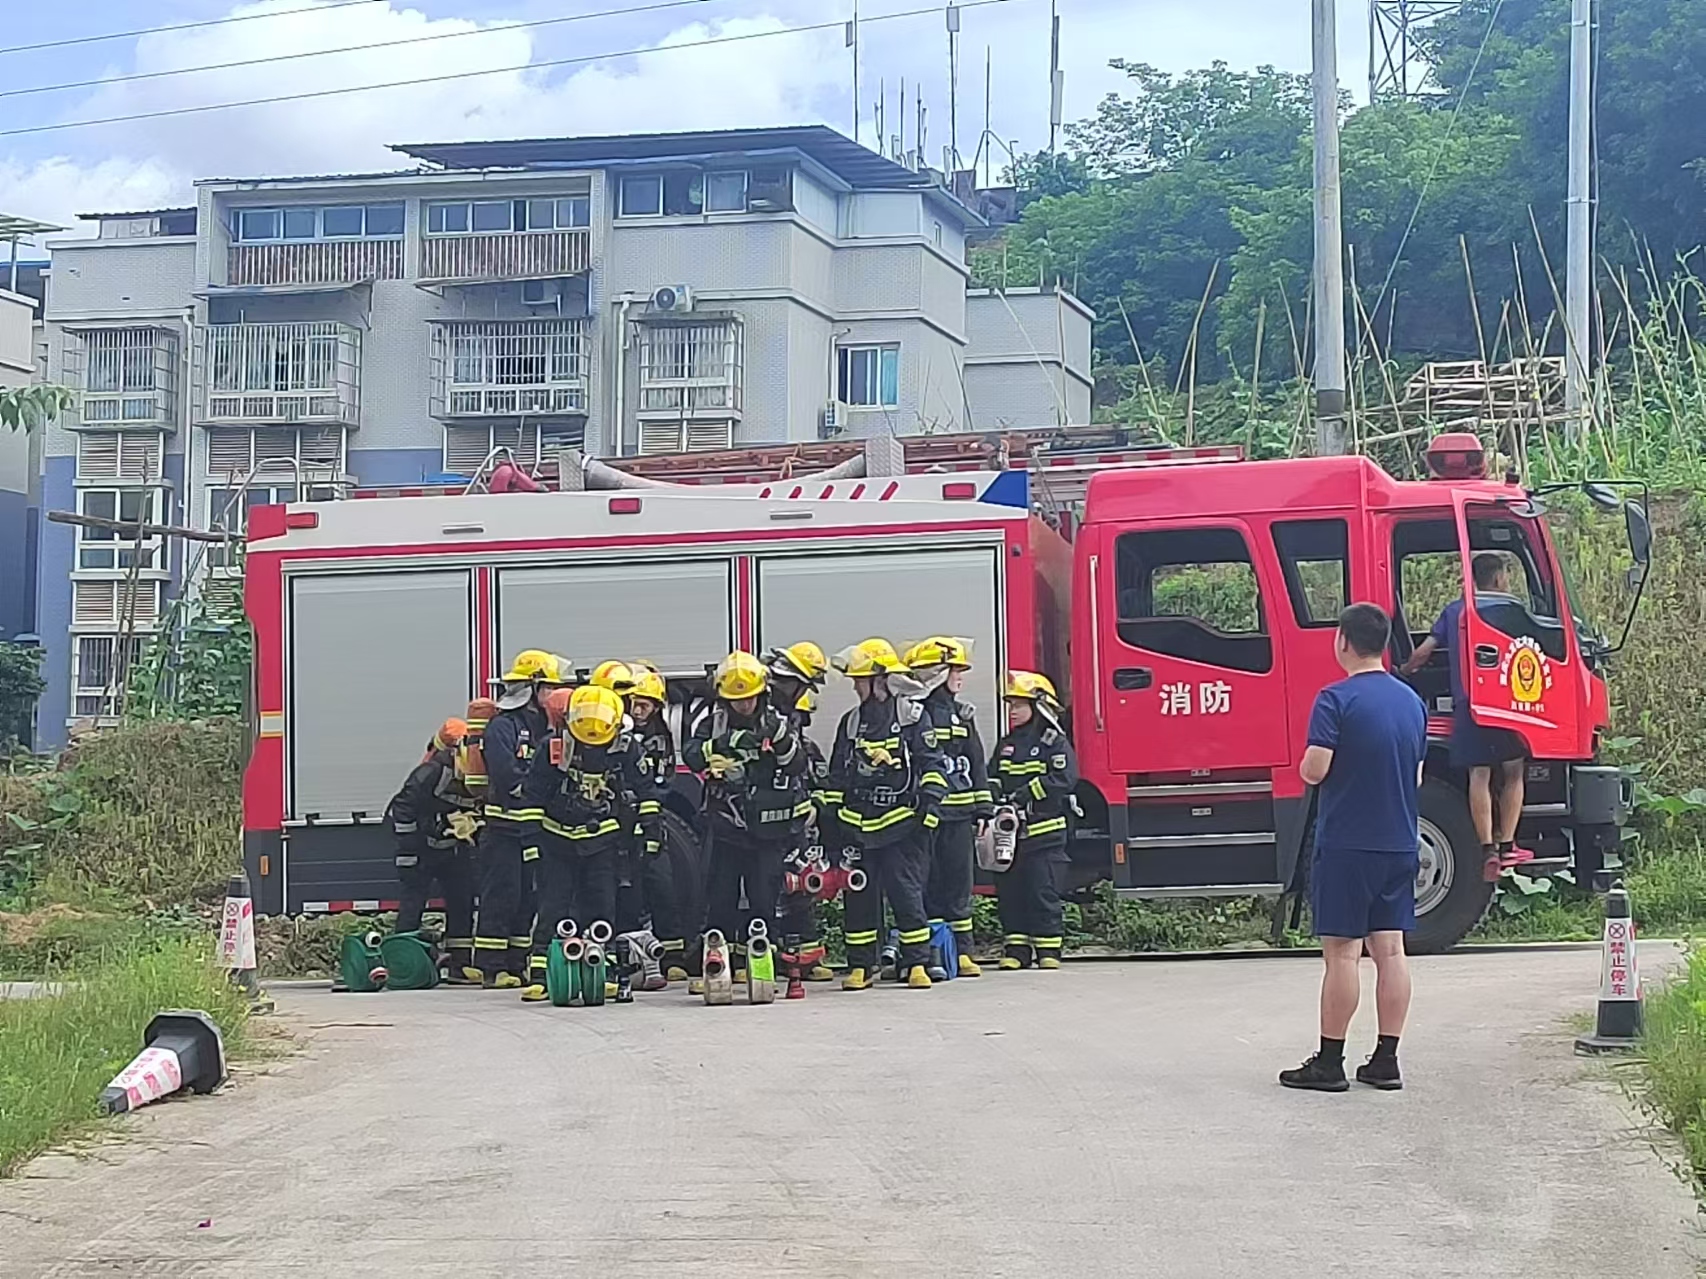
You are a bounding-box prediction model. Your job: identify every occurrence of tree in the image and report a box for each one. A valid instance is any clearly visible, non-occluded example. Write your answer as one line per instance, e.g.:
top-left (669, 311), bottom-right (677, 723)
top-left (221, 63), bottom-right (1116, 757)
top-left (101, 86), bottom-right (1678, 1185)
top-left (0, 641), bottom-right (44, 755)
top-left (0, 385), bottom-right (73, 432)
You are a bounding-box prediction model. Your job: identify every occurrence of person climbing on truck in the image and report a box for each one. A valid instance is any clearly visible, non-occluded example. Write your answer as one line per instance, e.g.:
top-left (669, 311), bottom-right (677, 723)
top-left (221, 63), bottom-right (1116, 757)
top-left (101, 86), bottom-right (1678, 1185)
top-left (825, 639), bottom-right (947, 990)
top-left (1399, 552), bottom-right (1534, 884)
top-left (904, 636), bottom-right (994, 978)
top-left (989, 671), bottom-right (1078, 971)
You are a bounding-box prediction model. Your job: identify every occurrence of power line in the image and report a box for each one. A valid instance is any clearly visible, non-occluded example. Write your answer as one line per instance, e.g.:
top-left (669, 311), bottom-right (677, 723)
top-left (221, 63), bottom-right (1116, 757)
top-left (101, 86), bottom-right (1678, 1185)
top-left (0, 0), bottom-right (388, 58)
top-left (0, 0), bottom-right (1029, 141)
top-left (0, 0), bottom-right (721, 103)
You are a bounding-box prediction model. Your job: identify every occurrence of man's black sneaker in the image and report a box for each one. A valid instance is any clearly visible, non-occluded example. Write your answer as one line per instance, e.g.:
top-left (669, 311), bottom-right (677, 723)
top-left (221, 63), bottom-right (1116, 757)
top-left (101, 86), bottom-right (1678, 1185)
top-left (1355, 1054), bottom-right (1403, 1091)
top-left (1279, 1053), bottom-right (1349, 1092)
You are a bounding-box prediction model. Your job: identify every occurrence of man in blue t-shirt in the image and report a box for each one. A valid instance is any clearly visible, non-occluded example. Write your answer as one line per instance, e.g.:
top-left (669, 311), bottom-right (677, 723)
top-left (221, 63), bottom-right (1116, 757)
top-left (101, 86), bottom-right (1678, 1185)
top-left (1400, 552), bottom-right (1532, 884)
top-left (1281, 603), bottom-right (1427, 1094)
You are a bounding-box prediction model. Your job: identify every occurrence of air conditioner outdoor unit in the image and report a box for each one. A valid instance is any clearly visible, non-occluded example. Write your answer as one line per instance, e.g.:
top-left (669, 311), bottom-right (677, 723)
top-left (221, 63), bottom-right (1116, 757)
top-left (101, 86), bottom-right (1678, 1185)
top-left (649, 284), bottom-right (693, 313)
top-left (819, 400), bottom-right (847, 438)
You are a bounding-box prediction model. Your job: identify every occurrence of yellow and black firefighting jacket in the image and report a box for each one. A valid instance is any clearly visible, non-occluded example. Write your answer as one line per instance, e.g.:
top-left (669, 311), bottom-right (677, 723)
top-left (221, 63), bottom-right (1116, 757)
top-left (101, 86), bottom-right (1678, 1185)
top-left (530, 726), bottom-right (654, 855)
top-left (824, 694), bottom-right (948, 849)
top-left (990, 716), bottom-right (1079, 859)
top-left (387, 748), bottom-right (482, 869)
top-left (630, 713), bottom-right (675, 855)
top-left (918, 685), bottom-right (993, 823)
top-left (684, 701), bottom-right (810, 842)
top-left (483, 702), bottom-right (548, 828)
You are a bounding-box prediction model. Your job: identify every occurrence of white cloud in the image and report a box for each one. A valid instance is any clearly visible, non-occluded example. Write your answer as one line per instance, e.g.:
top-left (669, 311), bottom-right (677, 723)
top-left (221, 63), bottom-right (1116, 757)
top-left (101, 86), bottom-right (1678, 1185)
top-left (2, 0), bottom-right (1369, 236)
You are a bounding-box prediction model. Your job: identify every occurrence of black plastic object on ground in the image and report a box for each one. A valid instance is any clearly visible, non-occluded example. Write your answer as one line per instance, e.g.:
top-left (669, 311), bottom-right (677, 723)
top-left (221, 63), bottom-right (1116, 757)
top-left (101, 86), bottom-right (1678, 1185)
top-left (98, 1010), bottom-right (227, 1115)
top-left (1576, 882), bottom-right (1643, 1054)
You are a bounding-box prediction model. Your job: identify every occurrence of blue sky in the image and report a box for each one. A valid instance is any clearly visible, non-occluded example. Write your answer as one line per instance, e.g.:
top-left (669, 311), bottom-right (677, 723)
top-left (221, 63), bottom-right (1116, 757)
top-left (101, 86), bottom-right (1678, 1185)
top-left (1, 1), bottom-right (1370, 236)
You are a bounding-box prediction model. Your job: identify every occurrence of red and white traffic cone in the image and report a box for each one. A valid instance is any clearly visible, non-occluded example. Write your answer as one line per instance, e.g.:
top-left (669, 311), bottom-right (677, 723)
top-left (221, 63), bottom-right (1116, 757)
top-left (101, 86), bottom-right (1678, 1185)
top-left (1575, 881), bottom-right (1642, 1054)
top-left (99, 1011), bottom-right (227, 1115)
top-left (218, 870), bottom-right (274, 1014)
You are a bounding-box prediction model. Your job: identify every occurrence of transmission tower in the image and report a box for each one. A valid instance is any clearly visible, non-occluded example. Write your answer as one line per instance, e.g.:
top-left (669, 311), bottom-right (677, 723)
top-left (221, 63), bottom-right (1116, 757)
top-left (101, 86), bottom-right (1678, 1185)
top-left (1369, 0), bottom-right (1467, 100)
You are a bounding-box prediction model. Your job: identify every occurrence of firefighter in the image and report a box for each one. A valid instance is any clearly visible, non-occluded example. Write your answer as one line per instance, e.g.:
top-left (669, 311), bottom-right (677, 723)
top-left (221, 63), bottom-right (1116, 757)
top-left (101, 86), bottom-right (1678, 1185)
top-left (824, 638), bottom-right (948, 990)
top-left (513, 653), bottom-right (574, 973)
top-left (903, 636), bottom-right (994, 978)
top-left (387, 715), bottom-right (480, 981)
top-left (599, 660), bottom-right (681, 987)
top-left (470, 649), bottom-right (563, 988)
top-left (765, 642), bottom-right (836, 984)
top-left (989, 671), bottom-right (1079, 971)
top-left (522, 684), bottom-right (655, 1002)
top-left (684, 650), bottom-right (808, 990)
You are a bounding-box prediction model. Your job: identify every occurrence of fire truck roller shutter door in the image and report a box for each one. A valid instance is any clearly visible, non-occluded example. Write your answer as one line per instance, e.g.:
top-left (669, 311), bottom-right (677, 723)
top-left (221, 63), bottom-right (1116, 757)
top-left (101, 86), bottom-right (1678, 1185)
top-left (285, 570), bottom-right (474, 912)
top-left (496, 560), bottom-right (735, 679)
top-left (755, 545), bottom-right (1005, 757)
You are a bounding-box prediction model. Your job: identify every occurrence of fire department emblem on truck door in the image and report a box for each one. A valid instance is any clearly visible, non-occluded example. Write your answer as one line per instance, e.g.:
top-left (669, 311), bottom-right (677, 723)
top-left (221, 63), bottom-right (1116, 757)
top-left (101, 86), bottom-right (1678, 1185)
top-left (1500, 636), bottom-right (1553, 712)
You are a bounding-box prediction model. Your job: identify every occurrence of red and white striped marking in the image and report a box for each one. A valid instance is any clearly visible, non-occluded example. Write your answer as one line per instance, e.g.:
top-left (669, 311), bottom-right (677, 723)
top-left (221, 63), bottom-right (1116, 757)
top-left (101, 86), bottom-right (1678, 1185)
top-left (107, 1046), bottom-right (183, 1111)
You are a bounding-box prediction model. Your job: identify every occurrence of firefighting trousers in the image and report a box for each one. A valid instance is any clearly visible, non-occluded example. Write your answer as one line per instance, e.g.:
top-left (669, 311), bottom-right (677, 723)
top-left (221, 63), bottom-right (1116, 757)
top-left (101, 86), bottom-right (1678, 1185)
top-left (844, 831), bottom-right (931, 972)
top-left (529, 837), bottom-right (619, 979)
top-left (614, 847), bottom-right (685, 966)
top-left (514, 851), bottom-right (540, 968)
top-left (995, 849), bottom-right (1065, 959)
top-left (924, 818), bottom-right (977, 940)
top-left (473, 823), bottom-right (527, 977)
top-left (704, 825), bottom-right (788, 962)
top-left (396, 847), bottom-right (476, 964)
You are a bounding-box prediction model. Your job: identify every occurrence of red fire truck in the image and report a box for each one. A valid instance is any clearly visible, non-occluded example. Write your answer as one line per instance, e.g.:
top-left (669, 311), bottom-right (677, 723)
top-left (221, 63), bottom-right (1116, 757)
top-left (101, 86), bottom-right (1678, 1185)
top-left (240, 433), bottom-right (1647, 953)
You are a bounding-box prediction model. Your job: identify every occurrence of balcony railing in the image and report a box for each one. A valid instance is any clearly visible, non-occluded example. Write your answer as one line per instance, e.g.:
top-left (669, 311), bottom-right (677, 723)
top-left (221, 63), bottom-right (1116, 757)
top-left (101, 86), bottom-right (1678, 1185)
top-left (227, 239), bottom-right (404, 286)
top-left (418, 229), bottom-right (590, 283)
top-left (199, 322), bottom-right (361, 425)
top-left (430, 319), bottom-right (589, 418)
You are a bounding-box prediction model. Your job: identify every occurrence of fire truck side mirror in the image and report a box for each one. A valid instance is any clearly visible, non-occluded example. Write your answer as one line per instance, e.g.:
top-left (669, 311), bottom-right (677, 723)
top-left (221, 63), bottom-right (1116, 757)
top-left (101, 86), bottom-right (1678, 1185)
top-left (1625, 501), bottom-right (1653, 566)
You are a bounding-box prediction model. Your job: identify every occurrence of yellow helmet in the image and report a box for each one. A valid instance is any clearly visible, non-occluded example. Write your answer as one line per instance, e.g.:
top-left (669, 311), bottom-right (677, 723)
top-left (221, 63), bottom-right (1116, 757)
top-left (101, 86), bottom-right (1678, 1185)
top-left (628, 662), bottom-right (666, 705)
top-left (501, 649), bottom-right (557, 683)
top-left (1005, 670), bottom-right (1060, 705)
top-left (714, 651), bottom-right (768, 700)
top-left (903, 636), bottom-right (974, 671)
top-left (590, 660), bottom-right (637, 695)
top-left (795, 689), bottom-right (818, 715)
top-left (769, 641), bottom-right (829, 686)
top-left (566, 685), bottom-right (624, 747)
top-left (832, 638), bottom-right (909, 678)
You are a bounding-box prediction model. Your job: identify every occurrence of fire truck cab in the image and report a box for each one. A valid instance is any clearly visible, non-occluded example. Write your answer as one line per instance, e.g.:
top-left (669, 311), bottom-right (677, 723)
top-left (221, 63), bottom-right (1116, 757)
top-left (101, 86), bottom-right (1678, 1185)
top-left (1070, 435), bottom-right (1645, 952)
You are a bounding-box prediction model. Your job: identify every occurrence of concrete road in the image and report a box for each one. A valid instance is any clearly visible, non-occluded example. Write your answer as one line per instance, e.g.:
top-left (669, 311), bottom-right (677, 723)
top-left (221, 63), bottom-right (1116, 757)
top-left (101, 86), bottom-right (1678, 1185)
top-left (2, 946), bottom-right (1698, 1278)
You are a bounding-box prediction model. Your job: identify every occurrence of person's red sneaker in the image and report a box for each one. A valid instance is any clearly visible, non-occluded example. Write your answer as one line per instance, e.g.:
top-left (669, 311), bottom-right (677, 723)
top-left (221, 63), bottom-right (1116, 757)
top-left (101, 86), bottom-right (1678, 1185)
top-left (1482, 853), bottom-right (1504, 883)
top-left (1500, 843), bottom-right (1536, 870)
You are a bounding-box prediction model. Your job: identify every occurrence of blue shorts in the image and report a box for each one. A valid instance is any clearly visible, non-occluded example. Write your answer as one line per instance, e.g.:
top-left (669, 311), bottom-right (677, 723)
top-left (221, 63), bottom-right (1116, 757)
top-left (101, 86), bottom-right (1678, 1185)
top-left (1311, 848), bottom-right (1417, 938)
top-left (1449, 714), bottom-right (1528, 769)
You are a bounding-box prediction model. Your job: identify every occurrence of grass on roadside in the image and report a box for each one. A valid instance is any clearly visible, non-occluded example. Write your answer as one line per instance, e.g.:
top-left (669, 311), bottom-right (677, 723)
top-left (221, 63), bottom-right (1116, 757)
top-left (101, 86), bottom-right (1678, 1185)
top-left (0, 937), bottom-right (251, 1178)
top-left (1636, 945), bottom-right (1706, 1200)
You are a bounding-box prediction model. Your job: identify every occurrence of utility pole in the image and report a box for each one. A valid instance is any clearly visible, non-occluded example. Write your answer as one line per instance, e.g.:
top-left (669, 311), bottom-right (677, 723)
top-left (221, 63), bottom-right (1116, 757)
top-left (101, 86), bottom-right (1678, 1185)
top-left (848, 2), bottom-right (861, 144)
top-left (1312, 0), bottom-right (1348, 454)
top-left (1564, 0), bottom-right (1594, 430)
top-left (947, 4), bottom-right (961, 169)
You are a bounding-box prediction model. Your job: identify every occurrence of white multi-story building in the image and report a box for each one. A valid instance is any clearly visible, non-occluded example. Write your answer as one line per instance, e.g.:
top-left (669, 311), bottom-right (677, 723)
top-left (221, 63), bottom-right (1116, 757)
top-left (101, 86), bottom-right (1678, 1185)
top-left (34, 125), bottom-right (1093, 744)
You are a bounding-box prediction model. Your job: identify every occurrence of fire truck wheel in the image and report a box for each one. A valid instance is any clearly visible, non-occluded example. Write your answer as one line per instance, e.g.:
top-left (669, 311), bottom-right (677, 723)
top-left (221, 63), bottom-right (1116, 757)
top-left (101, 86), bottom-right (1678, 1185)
top-left (1407, 778), bottom-right (1493, 955)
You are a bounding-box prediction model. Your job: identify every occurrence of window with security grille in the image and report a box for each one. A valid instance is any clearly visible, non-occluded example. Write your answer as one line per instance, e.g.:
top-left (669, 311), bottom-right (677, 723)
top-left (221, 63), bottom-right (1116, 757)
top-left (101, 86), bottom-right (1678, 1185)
top-left (203, 322), bottom-right (358, 423)
top-left (76, 489), bottom-right (163, 571)
top-left (637, 320), bottom-right (743, 418)
top-left (73, 634), bottom-right (149, 719)
top-left (435, 320), bottom-right (587, 417)
top-left (76, 431), bottom-right (163, 482)
top-left (71, 327), bottom-right (175, 425)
